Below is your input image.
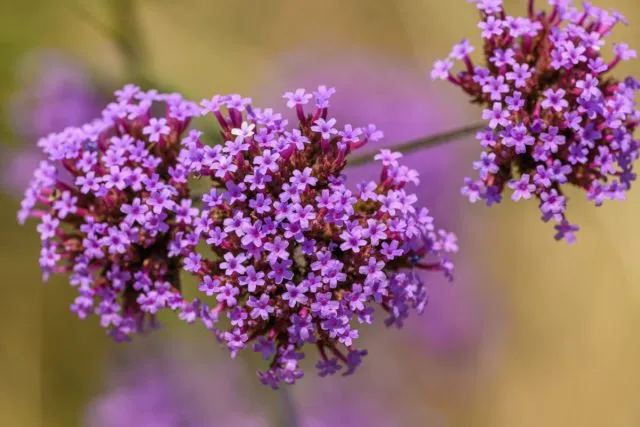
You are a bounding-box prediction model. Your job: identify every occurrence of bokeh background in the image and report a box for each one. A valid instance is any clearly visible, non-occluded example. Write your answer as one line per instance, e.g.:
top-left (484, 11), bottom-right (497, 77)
top-left (1, 0), bottom-right (640, 426)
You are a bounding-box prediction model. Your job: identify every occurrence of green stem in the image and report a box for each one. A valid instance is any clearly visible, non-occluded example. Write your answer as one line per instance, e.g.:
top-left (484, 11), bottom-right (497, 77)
top-left (278, 387), bottom-right (299, 427)
top-left (108, 0), bottom-right (146, 82)
top-left (348, 122), bottom-right (486, 167)
top-left (71, 0), bottom-right (147, 84)
top-left (189, 122), bottom-right (486, 200)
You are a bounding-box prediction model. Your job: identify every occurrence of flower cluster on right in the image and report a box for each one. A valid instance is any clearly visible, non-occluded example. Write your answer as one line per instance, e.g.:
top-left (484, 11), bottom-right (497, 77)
top-left (432, 0), bottom-right (640, 242)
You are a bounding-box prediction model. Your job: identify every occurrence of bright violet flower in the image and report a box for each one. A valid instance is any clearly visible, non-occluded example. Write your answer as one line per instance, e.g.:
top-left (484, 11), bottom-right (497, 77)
top-left (19, 81), bottom-right (458, 388)
top-left (18, 86), bottom-right (202, 341)
top-left (433, 0), bottom-right (640, 243)
top-left (188, 86), bottom-right (457, 388)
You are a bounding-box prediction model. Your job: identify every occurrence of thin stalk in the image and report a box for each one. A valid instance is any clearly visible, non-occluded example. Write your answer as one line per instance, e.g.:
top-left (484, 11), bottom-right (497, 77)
top-left (278, 387), bottom-right (299, 427)
top-left (348, 122), bottom-right (485, 167)
top-left (71, 0), bottom-right (147, 85)
top-left (109, 0), bottom-right (146, 82)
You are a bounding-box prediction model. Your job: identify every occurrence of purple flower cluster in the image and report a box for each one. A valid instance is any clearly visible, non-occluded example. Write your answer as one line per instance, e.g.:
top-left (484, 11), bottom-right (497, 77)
top-left (18, 85), bottom-right (200, 340)
top-left (19, 84), bottom-right (457, 387)
top-left (188, 87), bottom-right (457, 388)
top-left (432, 0), bottom-right (640, 242)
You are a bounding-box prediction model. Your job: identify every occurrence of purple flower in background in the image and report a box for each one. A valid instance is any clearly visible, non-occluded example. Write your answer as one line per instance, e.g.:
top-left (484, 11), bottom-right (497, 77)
top-left (1, 148), bottom-right (45, 196)
top-left (433, 0), bottom-right (640, 243)
top-left (2, 51), bottom-right (104, 196)
top-left (9, 50), bottom-right (104, 139)
top-left (85, 343), bottom-right (269, 427)
top-left (292, 372), bottom-right (446, 427)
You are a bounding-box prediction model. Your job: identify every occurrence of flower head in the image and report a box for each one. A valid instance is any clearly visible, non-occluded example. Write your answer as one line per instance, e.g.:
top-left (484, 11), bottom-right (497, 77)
top-left (189, 86), bottom-right (457, 388)
top-left (19, 81), bottom-right (458, 388)
top-left (18, 85), bottom-right (202, 340)
top-left (432, 0), bottom-right (640, 242)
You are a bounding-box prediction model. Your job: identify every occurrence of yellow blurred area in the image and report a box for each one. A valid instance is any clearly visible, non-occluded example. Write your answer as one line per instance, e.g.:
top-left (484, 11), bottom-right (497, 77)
top-left (1, 0), bottom-right (640, 426)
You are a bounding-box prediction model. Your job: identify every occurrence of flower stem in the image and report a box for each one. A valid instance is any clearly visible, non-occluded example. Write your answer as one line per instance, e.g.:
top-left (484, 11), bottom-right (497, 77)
top-left (278, 387), bottom-right (299, 427)
top-left (347, 122), bottom-right (485, 167)
top-left (108, 0), bottom-right (146, 82)
top-left (70, 1), bottom-right (145, 82)
top-left (528, 0), bottom-right (535, 18)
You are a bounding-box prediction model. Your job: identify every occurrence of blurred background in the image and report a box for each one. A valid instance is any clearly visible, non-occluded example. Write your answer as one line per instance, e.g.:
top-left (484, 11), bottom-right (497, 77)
top-left (1, 0), bottom-right (640, 426)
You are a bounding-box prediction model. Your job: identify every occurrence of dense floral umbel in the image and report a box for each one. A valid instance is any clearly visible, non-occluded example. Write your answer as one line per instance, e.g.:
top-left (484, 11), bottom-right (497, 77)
top-left (18, 84), bottom-right (456, 386)
top-left (18, 85), bottom-right (201, 340)
top-left (432, 0), bottom-right (640, 242)
top-left (187, 87), bottom-right (457, 388)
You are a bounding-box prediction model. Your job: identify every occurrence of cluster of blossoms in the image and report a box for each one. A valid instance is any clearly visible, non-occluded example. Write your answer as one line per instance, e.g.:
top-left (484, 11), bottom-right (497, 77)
top-left (2, 51), bottom-right (104, 196)
top-left (18, 85), bottom-right (201, 340)
top-left (432, 0), bottom-right (640, 242)
top-left (187, 87), bottom-right (457, 388)
top-left (19, 84), bottom-right (457, 386)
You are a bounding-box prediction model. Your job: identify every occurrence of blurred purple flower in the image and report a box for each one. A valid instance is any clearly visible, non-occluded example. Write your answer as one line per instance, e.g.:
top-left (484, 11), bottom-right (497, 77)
top-left (85, 341), bottom-right (435, 427)
top-left (1, 50), bottom-right (103, 196)
top-left (0, 148), bottom-right (43, 197)
top-left (85, 343), bottom-right (269, 427)
top-left (258, 48), bottom-right (485, 356)
top-left (9, 50), bottom-right (103, 139)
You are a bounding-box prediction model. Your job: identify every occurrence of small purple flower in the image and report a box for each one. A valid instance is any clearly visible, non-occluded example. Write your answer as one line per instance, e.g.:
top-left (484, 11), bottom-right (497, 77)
top-left (311, 117), bottom-right (338, 140)
top-left (430, 59), bottom-right (453, 80)
top-left (541, 88), bottom-right (569, 112)
top-left (142, 117), bottom-right (171, 143)
top-left (282, 283), bottom-right (309, 308)
top-left (508, 174), bottom-right (536, 201)
top-left (220, 252), bottom-right (247, 276)
top-left (283, 88), bottom-right (312, 108)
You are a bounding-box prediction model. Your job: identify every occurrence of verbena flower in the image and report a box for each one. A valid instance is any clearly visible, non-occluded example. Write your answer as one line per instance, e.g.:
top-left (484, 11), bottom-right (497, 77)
top-left (432, 0), bottom-right (640, 242)
top-left (19, 83), bottom-right (457, 387)
top-left (86, 358), bottom-right (206, 427)
top-left (189, 86), bottom-right (457, 388)
top-left (18, 85), bottom-right (201, 341)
